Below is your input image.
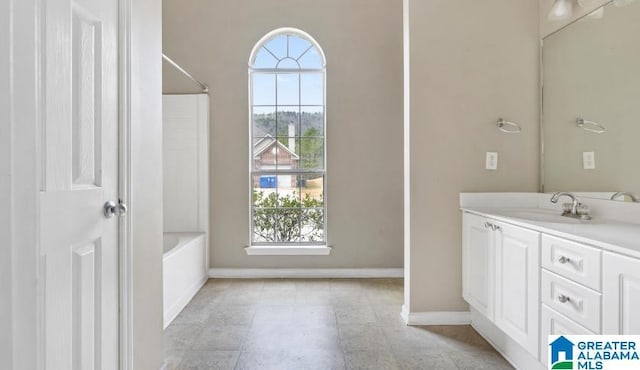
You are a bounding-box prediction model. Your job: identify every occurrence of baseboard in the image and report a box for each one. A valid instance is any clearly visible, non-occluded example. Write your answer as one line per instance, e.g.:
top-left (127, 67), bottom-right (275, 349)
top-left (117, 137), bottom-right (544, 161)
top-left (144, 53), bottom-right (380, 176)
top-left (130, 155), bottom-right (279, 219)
top-left (469, 308), bottom-right (544, 370)
top-left (163, 276), bottom-right (207, 330)
top-left (401, 304), bottom-right (471, 325)
top-left (208, 268), bottom-right (404, 279)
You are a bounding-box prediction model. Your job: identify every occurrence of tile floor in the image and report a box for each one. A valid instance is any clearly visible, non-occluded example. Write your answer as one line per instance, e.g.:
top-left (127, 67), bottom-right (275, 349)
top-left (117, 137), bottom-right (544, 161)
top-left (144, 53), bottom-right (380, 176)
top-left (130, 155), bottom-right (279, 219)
top-left (163, 278), bottom-right (513, 370)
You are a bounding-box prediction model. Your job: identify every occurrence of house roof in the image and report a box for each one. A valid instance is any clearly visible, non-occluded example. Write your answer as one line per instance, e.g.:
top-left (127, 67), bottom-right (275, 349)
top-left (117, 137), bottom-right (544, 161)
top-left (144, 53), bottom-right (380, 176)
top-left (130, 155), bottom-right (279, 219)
top-left (253, 135), bottom-right (300, 160)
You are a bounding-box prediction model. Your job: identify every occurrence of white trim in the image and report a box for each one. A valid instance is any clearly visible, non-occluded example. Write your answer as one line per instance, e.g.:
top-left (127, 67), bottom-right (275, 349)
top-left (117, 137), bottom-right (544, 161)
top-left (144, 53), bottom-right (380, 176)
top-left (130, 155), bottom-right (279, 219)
top-left (1, 2), bottom-right (13, 366)
top-left (197, 94), bottom-right (210, 278)
top-left (244, 245), bottom-right (332, 256)
top-left (400, 304), bottom-right (410, 324)
top-left (402, 0), bottom-right (412, 320)
top-left (248, 27), bottom-right (328, 248)
top-left (401, 305), bottom-right (471, 325)
top-left (3, 1), bottom-right (42, 368)
top-left (248, 27), bottom-right (327, 68)
top-left (118, 0), bottom-right (133, 368)
top-left (163, 276), bottom-right (207, 330)
top-left (209, 268), bottom-right (404, 279)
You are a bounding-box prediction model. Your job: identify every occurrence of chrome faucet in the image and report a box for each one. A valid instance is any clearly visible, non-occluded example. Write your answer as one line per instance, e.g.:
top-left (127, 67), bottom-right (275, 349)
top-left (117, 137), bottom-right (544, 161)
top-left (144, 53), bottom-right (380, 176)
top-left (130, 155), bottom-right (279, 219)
top-left (551, 192), bottom-right (579, 214)
top-left (550, 192), bottom-right (592, 220)
top-left (611, 192), bottom-right (640, 203)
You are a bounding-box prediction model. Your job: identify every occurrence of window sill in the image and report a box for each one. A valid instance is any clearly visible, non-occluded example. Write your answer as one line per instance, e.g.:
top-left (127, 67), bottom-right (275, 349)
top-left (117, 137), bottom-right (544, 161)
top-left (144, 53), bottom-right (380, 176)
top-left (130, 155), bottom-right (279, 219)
top-left (245, 245), bottom-right (332, 256)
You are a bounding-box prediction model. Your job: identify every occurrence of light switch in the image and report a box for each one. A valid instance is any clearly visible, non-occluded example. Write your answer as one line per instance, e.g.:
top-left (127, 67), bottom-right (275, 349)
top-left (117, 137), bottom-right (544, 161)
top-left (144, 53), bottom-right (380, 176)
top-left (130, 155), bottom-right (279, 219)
top-left (486, 152), bottom-right (498, 170)
top-left (583, 151), bottom-right (595, 170)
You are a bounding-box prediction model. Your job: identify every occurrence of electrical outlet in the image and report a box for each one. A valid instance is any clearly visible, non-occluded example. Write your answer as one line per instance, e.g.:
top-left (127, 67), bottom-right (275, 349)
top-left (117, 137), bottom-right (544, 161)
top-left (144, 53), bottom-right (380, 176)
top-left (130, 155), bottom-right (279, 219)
top-left (583, 151), bottom-right (595, 170)
top-left (486, 152), bottom-right (498, 170)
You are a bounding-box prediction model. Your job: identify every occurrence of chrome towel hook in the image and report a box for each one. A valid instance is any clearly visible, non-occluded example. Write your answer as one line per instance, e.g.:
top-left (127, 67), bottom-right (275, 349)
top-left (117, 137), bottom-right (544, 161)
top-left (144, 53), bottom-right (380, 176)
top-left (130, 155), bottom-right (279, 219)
top-left (496, 118), bottom-right (522, 134)
top-left (576, 117), bottom-right (605, 134)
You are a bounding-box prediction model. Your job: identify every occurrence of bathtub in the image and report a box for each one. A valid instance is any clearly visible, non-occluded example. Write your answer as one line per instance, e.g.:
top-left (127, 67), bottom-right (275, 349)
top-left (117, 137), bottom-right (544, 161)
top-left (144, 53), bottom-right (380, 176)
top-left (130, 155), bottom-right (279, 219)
top-left (163, 232), bottom-right (207, 329)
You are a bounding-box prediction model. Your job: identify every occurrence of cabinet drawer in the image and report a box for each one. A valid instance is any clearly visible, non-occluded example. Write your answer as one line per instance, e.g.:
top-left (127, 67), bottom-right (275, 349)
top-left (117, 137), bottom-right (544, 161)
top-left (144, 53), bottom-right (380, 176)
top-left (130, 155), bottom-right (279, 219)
top-left (541, 234), bottom-right (601, 291)
top-left (541, 270), bottom-right (601, 333)
top-left (540, 305), bottom-right (595, 362)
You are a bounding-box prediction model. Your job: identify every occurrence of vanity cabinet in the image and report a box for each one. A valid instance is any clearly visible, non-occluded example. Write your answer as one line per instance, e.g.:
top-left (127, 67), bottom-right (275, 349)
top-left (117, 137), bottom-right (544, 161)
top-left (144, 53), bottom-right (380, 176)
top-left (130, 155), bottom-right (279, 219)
top-left (459, 188), bottom-right (640, 370)
top-left (462, 213), bottom-right (494, 319)
top-left (539, 236), bottom-right (603, 362)
top-left (462, 209), bottom-right (640, 368)
top-left (462, 213), bottom-right (540, 356)
top-left (603, 252), bottom-right (640, 334)
top-left (493, 221), bottom-right (540, 354)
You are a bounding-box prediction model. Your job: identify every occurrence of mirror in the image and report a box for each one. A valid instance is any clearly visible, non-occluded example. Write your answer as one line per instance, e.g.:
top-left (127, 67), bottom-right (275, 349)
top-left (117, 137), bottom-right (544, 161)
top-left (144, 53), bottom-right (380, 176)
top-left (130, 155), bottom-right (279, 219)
top-left (542, 0), bottom-right (640, 202)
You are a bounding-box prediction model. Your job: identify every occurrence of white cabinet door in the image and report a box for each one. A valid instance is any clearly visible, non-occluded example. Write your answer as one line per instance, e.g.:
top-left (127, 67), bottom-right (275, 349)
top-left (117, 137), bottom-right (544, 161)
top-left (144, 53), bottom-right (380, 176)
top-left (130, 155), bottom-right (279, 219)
top-left (462, 213), bottom-right (495, 320)
top-left (494, 221), bottom-right (540, 356)
top-left (603, 252), bottom-right (640, 334)
top-left (40, 0), bottom-right (119, 368)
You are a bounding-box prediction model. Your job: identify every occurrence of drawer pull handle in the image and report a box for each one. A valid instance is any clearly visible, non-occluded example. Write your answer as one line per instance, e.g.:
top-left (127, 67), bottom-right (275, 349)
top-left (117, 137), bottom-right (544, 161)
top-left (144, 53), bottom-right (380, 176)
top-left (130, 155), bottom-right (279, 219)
top-left (558, 295), bottom-right (571, 303)
top-left (484, 222), bottom-right (492, 229)
top-left (558, 256), bottom-right (571, 264)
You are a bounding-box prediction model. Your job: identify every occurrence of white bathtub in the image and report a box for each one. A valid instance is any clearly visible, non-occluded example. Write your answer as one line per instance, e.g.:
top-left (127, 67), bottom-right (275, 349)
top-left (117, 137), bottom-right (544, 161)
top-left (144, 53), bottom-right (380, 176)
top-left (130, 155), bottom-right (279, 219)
top-left (163, 232), bottom-right (207, 329)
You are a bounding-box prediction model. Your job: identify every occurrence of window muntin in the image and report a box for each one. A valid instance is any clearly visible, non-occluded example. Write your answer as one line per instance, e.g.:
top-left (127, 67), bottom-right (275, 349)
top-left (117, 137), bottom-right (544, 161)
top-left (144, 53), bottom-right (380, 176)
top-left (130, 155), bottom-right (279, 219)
top-left (249, 29), bottom-right (326, 245)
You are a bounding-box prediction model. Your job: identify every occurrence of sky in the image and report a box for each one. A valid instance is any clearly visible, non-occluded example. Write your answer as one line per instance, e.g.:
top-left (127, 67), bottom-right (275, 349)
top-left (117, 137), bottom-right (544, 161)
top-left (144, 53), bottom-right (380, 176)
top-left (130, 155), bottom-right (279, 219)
top-left (251, 34), bottom-right (325, 110)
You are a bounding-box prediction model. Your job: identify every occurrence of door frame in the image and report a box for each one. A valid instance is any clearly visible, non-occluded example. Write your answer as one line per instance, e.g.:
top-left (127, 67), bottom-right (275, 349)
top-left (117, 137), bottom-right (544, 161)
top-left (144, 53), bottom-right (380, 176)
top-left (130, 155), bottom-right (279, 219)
top-left (118, 0), bottom-right (134, 368)
top-left (2, 1), bottom-right (41, 369)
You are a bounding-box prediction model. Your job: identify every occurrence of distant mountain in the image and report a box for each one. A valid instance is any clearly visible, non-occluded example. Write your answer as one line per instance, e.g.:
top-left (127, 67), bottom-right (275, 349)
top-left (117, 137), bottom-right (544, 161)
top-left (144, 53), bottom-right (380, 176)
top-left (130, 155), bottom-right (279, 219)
top-left (253, 110), bottom-right (323, 138)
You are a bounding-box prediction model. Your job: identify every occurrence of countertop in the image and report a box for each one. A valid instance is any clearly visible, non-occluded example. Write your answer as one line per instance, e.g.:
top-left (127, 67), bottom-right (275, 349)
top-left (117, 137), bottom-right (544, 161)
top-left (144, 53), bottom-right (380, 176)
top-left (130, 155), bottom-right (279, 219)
top-left (462, 206), bottom-right (640, 260)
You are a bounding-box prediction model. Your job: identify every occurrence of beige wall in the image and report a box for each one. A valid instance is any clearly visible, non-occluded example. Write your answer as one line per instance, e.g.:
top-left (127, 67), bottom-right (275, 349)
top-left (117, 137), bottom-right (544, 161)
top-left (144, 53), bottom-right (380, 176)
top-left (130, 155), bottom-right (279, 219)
top-left (540, 0), bottom-right (610, 37)
top-left (163, 0), bottom-right (404, 268)
top-left (405, 0), bottom-right (540, 312)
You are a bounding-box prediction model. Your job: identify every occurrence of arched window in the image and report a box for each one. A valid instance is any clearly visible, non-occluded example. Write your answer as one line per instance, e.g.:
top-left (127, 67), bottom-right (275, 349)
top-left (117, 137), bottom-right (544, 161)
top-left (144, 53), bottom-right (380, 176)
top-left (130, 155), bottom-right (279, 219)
top-left (249, 28), bottom-right (326, 245)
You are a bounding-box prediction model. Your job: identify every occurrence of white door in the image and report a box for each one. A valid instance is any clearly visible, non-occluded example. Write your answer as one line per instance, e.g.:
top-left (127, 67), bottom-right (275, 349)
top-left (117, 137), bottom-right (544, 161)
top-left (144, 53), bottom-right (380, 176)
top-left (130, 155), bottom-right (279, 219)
top-left (462, 213), bottom-right (495, 320)
top-left (494, 222), bottom-right (540, 356)
top-left (603, 252), bottom-right (640, 334)
top-left (40, 0), bottom-right (120, 368)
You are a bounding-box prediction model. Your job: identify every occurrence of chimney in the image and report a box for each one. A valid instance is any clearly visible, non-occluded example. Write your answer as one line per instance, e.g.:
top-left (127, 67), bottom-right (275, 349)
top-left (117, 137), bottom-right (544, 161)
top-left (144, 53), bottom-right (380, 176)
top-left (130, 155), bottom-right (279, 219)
top-left (288, 123), bottom-right (296, 153)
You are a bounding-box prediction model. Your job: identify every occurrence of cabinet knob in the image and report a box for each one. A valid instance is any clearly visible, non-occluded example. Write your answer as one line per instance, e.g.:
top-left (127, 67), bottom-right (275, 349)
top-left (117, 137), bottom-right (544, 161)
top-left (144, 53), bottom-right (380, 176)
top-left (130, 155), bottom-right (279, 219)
top-left (558, 294), bottom-right (571, 303)
top-left (558, 256), bottom-right (571, 264)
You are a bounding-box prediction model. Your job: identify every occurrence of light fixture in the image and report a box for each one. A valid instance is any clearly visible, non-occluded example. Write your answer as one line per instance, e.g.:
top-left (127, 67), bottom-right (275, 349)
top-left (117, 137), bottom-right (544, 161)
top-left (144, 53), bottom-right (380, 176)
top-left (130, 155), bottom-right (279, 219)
top-left (548, 0), bottom-right (574, 20)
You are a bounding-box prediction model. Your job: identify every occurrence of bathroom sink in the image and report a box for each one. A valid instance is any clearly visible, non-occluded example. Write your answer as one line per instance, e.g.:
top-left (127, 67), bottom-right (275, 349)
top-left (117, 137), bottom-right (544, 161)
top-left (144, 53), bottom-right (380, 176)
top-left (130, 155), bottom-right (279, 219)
top-left (497, 208), bottom-right (587, 225)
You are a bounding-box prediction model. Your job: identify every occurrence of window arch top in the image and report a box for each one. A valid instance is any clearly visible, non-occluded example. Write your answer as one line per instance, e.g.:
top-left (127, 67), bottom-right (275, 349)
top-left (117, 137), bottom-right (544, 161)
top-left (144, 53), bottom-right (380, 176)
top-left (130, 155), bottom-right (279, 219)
top-left (249, 28), bottom-right (326, 70)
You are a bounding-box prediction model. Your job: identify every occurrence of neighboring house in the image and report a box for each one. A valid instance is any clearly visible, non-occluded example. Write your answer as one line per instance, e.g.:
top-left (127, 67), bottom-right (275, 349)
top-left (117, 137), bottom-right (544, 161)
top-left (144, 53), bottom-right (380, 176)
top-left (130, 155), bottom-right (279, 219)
top-left (253, 131), bottom-right (299, 189)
